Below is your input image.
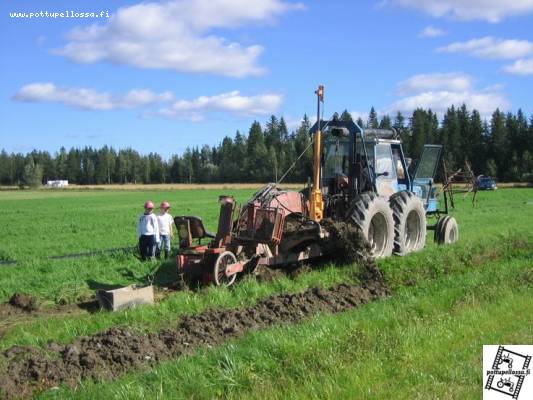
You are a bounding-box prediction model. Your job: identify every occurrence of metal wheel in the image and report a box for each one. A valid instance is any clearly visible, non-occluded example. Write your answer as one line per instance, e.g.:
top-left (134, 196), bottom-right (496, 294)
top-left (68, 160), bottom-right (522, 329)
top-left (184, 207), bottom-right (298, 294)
top-left (213, 251), bottom-right (238, 287)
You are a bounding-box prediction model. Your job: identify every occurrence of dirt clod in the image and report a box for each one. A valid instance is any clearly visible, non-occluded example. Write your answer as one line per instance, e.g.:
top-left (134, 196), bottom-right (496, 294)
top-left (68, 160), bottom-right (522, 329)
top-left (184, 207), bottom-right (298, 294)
top-left (8, 293), bottom-right (38, 312)
top-left (320, 219), bottom-right (372, 265)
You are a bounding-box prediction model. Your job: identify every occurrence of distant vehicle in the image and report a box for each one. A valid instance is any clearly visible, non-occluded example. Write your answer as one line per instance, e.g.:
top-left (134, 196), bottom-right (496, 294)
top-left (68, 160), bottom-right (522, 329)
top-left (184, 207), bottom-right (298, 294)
top-left (45, 179), bottom-right (69, 188)
top-left (477, 176), bottom-right (497, 190)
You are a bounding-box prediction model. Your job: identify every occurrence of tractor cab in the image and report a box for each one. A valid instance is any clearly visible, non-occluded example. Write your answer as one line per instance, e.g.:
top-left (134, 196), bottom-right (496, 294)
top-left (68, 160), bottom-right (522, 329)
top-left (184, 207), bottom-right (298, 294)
top-left (314, 120), bottom-right (411, 200)
top-left (357, 130), bottom-right (410, 198)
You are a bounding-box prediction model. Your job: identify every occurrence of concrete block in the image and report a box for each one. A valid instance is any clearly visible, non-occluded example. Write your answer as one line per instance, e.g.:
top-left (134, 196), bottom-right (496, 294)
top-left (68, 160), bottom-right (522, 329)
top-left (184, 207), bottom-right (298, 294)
top-left (97, 285), bottom-right (154, 311)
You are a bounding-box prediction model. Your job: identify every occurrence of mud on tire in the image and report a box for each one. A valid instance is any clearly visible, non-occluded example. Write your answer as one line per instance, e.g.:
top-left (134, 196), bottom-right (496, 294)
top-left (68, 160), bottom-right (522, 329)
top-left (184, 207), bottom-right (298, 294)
top-left (389, 191), bottom-right (427, 256)
top-left (349, 192), bottom-right (394, 258)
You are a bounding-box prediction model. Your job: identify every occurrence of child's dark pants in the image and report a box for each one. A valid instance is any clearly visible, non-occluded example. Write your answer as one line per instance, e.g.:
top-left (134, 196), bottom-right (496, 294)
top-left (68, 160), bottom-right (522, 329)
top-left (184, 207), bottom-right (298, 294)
top-left (139, 235), bottom-right (157, 260)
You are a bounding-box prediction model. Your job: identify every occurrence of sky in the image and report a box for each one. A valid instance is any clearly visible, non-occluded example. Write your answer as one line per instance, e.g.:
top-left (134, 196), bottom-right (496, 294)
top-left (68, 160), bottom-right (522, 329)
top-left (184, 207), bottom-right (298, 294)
top-left (1, 0), bottom-right (532, 158)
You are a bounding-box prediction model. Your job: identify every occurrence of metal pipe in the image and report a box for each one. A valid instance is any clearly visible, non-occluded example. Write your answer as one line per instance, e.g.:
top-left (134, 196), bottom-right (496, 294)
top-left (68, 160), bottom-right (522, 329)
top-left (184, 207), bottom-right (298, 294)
top-left (310, 85), bottom-right (324, 221)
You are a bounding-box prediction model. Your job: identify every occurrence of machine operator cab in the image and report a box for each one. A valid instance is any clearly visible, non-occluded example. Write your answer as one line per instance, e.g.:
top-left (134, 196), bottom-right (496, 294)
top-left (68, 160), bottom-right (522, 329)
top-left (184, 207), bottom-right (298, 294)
top-left (313, 119), bottom-right (442, 213)
top-left (322, 126), bottom-right (351, 194)
top-left (318, 120), bottom-right (410, 199)
top-left (357, 129), bottom-right (410, 198)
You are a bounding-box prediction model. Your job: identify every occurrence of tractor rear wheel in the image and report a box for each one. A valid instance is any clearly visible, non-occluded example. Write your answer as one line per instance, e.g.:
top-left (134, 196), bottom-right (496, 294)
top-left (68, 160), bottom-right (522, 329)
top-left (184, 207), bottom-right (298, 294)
top-left (434, 216), bottom-right (459, 244)
top-left (390, 191), bottom-right (427, 255)
top-left (350, 192), bottom-right (394, 258)
top-left (213, 251), bottom-right (238, 287)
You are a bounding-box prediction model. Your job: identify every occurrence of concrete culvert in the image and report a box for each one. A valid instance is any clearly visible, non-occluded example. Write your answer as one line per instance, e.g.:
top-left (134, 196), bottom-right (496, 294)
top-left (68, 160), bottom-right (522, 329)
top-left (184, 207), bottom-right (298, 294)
top-left (349, 192), bottom-right (394, 258)
top-left (390, 191), bottom-right (427, 256)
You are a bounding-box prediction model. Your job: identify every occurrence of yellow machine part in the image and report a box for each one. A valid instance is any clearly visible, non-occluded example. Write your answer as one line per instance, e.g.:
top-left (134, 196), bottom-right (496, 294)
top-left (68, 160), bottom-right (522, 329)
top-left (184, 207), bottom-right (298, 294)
top-left (309, 123), bottom-right (324, 222)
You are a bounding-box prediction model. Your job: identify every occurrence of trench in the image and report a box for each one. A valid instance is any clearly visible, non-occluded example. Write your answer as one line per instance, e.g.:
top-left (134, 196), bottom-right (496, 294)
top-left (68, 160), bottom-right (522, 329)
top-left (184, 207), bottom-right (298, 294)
top-left (0, 264), bottom-right (388, 399)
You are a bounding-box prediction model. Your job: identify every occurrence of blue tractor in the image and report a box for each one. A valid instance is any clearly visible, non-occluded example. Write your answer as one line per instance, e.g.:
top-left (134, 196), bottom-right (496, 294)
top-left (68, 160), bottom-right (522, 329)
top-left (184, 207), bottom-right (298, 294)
top-left (310, 106), bottom-right (458, 257)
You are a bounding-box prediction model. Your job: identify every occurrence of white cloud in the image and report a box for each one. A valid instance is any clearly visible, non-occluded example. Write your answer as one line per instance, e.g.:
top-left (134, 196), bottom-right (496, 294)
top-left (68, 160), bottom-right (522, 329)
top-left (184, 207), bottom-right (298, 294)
top-left (350, 111), bottom-right (367, 123)
top-left (396, 72), bottom-right (471, 95)
top-left (419, 26), bottom-right (446, 38)
top-left (387, 0), bottom-right (533, 22)
top-left (504, 58), bottom-right (533, 75)
top-left (13, 83), bottom-right (173, 110)
top-left (383, 73), bottom-right (510, 118)
top-left (53, 0), bottom-right (303, 77)
top-left (438, 37), bottom-right (533, 59)
top-left (387, 91), bottom-right (509, 117)
top-left (157, 90), bottom-right (283, 121)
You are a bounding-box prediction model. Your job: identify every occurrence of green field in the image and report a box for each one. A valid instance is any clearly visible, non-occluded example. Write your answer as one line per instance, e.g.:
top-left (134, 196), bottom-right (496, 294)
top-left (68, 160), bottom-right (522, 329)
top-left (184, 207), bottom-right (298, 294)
top-left (0, 187), bottom-right (532, 399)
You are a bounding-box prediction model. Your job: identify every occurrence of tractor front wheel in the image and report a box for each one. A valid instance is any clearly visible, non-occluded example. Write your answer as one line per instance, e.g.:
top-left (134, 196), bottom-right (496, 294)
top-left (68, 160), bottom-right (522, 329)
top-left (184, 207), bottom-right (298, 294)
top-left (213, 251), bottom-right (238, 287)
top-left (350, 192), bottom-right (394, 258)
top-left (390, 191), bottom-right (427, 256)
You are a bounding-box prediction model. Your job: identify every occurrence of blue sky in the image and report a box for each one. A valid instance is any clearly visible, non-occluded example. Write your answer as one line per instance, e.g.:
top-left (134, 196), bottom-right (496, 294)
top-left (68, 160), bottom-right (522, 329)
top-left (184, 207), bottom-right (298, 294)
top-left (1, 0), bottom-right (532, 157)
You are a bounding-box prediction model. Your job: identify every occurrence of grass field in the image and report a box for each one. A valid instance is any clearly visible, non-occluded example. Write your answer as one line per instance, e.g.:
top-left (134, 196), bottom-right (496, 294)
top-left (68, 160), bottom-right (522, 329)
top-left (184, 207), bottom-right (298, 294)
top-left (0, 187), bottom-right (532, 399)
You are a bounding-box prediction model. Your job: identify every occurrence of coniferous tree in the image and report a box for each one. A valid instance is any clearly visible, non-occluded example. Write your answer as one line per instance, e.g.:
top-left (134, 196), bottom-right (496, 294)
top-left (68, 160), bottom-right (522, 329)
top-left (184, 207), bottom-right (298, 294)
top-left (469, 110), bottom-right (485, 174)
top-left (22, 157), bottom-right (43, 187)
top-left (246, 121), bottom-right (268, 182)
top-left (1, 108), bottom-right (531, 186)
top-left (489, 109), bottom-right (508, 180)
top-left (340, 110), bottom-right (353, 122)
top-left (379, 115), bottom-right (392, 129)
top-left (368, 107), bottom-right (378, 129)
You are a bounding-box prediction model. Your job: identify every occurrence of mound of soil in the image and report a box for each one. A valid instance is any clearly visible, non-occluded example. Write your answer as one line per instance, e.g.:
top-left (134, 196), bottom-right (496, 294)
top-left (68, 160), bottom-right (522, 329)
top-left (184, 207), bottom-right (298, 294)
top-left (0, 293), bottom-right (39, 318)
top-left (320, 219), bottom-right (373, 265)
top-left (8, 293), bottom-right (38, 312)
top-left (0, 275), bottom-right (389, 399)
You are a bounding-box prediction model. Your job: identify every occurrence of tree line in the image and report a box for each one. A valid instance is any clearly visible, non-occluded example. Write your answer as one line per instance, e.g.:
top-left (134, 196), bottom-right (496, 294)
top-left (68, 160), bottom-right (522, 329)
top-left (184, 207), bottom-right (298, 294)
top-left (1, 105), bottom-right (532, 187)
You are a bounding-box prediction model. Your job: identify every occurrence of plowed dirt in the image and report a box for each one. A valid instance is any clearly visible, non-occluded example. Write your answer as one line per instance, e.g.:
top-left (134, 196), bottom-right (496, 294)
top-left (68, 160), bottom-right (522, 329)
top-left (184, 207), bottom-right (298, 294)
top-left (0, 265), bottom-right (387, 399)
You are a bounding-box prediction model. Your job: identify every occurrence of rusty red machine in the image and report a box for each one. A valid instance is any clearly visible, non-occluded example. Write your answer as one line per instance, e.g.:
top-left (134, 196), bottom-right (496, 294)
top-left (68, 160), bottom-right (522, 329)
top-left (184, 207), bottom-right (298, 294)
top-left (175, 85), bottom-right (458, 286)
top-left (175, 185), bottom-right (324, 286)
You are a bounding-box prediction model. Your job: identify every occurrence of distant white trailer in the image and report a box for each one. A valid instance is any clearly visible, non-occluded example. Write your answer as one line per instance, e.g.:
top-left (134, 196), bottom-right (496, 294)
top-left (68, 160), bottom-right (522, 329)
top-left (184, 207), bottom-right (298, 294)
top-left (46, 180), bottom-right (69, 188)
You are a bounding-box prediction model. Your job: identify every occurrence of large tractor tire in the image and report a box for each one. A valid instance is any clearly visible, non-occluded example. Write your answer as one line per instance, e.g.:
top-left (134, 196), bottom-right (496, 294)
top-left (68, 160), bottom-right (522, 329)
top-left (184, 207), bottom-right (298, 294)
top-left (434, 216), bottom-right (459, 245)
top-left (350, 192), bottom-right (394, 258)
top-left (389, 191), bottom-right (427, 256)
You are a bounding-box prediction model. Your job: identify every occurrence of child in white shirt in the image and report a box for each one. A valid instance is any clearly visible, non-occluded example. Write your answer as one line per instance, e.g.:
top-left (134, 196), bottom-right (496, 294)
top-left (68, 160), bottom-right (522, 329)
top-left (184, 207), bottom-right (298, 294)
top-left (137, 200), bottom-right (159, 260)
top-left (157, 201), bottom-right (174, 259)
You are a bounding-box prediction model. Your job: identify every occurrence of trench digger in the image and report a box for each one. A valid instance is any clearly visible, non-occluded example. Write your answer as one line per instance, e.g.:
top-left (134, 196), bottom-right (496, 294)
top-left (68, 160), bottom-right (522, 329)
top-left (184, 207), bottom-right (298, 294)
top-left (174, 85), bottom-right (459, 286)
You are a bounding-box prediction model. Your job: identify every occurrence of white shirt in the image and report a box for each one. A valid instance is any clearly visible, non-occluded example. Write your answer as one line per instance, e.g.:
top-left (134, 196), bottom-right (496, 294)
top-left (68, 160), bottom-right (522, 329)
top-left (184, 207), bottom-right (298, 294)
top-left (137, 213), bottom-right (160, 240)
top-left (157, 213), bottom-right (174, 235)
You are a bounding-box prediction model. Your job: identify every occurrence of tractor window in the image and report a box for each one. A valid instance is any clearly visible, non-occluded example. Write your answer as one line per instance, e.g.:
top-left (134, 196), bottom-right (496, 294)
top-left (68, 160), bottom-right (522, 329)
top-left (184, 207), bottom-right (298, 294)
top-left (392, 148), bottom-right (405, 180)
top-left (415, 145), bottom-right (442, 179)
top-left (375, 144), bottom-right (396, 179)
top-left (323, 136), bottom-right (350, 179)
